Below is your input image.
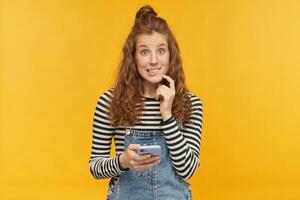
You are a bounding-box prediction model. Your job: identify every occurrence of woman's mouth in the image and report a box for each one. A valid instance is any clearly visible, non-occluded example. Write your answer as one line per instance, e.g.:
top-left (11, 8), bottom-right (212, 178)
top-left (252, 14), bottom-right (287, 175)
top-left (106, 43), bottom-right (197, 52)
top-left (146, 68), bottom-right (161, 75)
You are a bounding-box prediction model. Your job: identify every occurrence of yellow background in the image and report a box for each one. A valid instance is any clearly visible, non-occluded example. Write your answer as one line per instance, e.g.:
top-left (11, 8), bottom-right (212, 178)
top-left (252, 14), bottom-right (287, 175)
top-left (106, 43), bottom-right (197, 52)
top-left (1, 0), bottom-right (300, 199)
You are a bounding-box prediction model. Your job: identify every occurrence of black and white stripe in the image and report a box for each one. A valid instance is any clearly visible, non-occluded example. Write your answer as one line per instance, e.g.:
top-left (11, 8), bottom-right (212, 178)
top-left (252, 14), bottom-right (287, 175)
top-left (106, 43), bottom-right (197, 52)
top-left (89, 89), bottom-right (203, 180)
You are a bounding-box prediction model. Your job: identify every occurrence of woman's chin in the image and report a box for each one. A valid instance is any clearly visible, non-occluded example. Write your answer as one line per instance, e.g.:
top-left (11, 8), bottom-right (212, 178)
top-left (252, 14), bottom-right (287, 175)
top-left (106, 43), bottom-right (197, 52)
top-left (146, 77), bottom-right (163, 85)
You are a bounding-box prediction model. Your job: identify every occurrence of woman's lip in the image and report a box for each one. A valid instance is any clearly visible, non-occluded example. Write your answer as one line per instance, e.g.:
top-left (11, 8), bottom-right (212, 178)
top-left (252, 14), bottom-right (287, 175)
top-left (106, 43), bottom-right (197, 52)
top-left (146, 68), bottom-right (161, 72)
top-left (146, 68), bottom-right (161, 76)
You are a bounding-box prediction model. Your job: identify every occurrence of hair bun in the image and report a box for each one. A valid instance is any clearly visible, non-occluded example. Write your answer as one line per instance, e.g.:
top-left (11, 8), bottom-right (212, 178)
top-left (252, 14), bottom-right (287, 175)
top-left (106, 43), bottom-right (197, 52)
top-left (135, 5), bottom-right (157, 24)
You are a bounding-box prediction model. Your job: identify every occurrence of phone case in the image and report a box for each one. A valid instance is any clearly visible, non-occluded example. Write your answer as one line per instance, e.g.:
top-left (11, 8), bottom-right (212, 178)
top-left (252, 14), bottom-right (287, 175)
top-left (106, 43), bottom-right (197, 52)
top-left (137, 145), bottom-right (161, 156)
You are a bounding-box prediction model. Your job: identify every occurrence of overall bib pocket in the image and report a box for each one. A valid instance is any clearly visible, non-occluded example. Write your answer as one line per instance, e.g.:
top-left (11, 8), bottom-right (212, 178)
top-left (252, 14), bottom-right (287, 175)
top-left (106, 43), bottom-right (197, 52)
top-left (124, 129), bottom-right (155, 181)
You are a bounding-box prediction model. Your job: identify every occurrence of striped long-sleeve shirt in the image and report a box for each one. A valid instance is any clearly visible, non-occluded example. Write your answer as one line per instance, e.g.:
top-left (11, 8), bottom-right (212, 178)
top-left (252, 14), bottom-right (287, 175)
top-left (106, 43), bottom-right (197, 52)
top-left (89, 89), bottom-right (203, 181)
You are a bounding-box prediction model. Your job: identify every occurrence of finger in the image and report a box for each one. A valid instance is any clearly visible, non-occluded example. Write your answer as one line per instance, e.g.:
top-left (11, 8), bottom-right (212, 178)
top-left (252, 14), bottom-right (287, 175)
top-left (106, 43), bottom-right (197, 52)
top-left (128, 150), bottom-right (151, 161)
top-left (135, 153), bottom-right (153, 161)
top-left (158, 85), bottom-right (171, 92)
top-left (156, 85), bottom-right (170, 95)
top-left (127, 144), bottom-right (140, 151)
top-left (162, 75), bottom-right (175, 92)
top-left (134, 159), bottom-right (161, 171)
top-left (127, 144), bottom-right (149, 161)
top-left (156, 89), bottom-right (164, 101)
top-left (156, 84), bottom-right (163, 100)
top-left (156, 87), bottom-right (171, 100)
top-left (137, 155), bottom-right (160, 165)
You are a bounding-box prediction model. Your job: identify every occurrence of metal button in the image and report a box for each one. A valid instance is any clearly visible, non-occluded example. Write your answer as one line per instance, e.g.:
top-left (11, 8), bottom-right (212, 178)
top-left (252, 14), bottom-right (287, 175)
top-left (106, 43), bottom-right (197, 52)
top-left (125, 128), bottom-right (130, 135)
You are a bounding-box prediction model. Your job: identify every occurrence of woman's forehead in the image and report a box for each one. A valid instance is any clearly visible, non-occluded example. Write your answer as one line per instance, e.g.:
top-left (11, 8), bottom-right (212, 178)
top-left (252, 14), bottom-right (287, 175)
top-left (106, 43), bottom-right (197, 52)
top-left (136, 32), bottom-right (168, 48)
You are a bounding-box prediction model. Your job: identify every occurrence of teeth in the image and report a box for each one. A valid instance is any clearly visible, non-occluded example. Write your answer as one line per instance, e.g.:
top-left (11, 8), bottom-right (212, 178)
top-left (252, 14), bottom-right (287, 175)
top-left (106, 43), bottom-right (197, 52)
top-left (146, 68), bottom-right (161, 72)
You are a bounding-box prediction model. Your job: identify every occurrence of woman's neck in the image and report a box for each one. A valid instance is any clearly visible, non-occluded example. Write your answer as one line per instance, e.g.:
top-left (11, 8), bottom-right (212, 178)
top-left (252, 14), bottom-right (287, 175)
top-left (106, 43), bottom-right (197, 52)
top-left (143, 82), bottom-right (158, 98)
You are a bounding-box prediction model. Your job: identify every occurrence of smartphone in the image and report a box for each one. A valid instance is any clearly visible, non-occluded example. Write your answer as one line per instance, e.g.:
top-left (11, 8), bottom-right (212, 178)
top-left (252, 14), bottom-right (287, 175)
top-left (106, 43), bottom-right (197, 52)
top-left (136, 145), bottom-right (161, 156)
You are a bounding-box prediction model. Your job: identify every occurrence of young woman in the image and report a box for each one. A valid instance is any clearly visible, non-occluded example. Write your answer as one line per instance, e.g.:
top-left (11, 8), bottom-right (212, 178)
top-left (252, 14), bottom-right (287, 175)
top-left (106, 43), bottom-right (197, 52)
top-left (89, 5), bottom-right (203, 200)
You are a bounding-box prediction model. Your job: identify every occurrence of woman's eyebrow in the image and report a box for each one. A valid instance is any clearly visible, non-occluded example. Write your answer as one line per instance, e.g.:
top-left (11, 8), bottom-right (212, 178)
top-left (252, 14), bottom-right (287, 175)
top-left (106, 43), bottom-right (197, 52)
top-left (157, 43), bottom-right (167, 47)
top-left (137, 43), bottom-right (167, 48)
top-left (137, 44), bottom-right (148, 48)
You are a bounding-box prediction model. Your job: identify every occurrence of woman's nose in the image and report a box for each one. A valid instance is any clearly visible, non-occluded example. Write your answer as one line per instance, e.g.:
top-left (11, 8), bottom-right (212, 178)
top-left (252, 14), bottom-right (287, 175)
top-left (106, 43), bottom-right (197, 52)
top-left (150, 53), bottom-right (158, 64)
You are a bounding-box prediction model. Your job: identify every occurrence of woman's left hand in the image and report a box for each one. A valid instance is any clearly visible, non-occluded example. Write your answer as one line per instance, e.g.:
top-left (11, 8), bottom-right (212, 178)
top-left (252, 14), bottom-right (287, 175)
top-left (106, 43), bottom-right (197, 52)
top-left (156, 75), bottom-right (175, 121)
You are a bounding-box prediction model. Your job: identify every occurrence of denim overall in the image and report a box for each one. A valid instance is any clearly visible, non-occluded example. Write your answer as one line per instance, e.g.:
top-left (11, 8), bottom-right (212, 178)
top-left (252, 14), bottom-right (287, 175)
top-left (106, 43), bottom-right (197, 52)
top-left (107, 129), bottom-right (192, 200)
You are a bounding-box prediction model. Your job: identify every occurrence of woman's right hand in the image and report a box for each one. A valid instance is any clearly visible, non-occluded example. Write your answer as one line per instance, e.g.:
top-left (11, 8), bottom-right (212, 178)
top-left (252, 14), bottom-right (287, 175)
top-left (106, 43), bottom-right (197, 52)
top-left (119, 144), bottom-right (160, 171)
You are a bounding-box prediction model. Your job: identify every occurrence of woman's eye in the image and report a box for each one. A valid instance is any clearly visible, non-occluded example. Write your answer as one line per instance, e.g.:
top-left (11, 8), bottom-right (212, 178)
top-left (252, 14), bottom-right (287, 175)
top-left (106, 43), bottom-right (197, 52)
top-left (141, 49), bottom-right (149, 55)
top-left (158, 48), bottom-right (165, 55)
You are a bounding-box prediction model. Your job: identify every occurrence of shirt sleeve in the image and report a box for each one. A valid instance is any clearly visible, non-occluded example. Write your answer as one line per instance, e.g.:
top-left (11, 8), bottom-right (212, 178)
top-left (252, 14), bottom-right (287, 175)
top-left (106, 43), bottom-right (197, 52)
top-left (160, 94), bottom-right (203, 180)
top-left (88, 90), bottom-right (126, 179)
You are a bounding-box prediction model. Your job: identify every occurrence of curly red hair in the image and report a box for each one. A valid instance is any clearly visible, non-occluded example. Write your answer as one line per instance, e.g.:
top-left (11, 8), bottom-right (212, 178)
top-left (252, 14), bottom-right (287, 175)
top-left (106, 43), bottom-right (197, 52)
top-left (110, 5), bottom-right (192, 126)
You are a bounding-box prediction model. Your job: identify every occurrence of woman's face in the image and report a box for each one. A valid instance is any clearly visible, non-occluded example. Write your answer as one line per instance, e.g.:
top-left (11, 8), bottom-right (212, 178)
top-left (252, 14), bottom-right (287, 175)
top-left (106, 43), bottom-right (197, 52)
top-left (135, 32), bottom-right (170, 86)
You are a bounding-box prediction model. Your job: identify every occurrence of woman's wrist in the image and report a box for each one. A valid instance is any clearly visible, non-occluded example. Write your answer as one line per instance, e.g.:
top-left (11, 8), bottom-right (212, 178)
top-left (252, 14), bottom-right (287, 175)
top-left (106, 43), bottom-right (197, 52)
top-left (162, 112), bottom-right (172, 121)
top-left (119, 153), bottom-right (129, 170)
